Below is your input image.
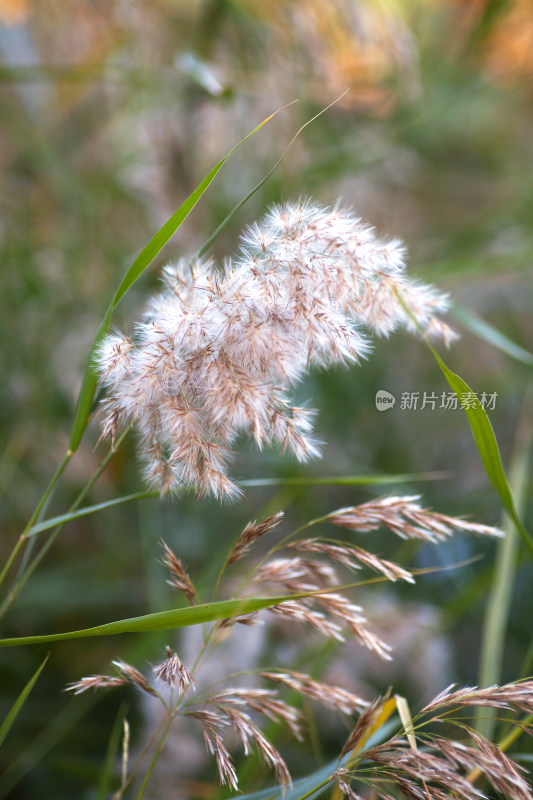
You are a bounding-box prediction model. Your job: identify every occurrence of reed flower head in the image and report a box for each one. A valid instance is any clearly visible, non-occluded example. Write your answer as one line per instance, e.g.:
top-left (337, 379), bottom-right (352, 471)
top-left (97, 199), bottom-right (456, 498)
top-left (153, 646), bottom-right (196, 692)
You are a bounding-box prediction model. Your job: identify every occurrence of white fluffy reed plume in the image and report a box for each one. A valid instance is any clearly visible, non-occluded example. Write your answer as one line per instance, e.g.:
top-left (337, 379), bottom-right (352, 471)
top-left (97, 199), bottom-right (456, 499)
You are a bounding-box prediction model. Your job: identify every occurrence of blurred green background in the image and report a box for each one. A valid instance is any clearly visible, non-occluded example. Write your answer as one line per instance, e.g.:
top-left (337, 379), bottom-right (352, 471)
top-left (0, 0), bottom-right (532, 797)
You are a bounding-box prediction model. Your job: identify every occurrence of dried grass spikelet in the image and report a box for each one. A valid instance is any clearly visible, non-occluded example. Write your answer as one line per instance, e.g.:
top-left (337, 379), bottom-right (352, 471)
top-left (420, 679), bottom-right (533, 715)
top-left (338, 694), bottom-right (390, 762)
top-left (65, 674), bottom-right (128, 695)
top-left (260, 670), bottom-right (367, 714)
top-left (97, 199), bottom-right (456, 499)
top-left (187, 689), bottom-right (298, 790)
top-left (66, 658), bottom-right (158, 698)
top-left (160, 540), bottom-right (196, 605)
top-left (335, 681), bottom-right (533, 800)
top-left (66, 649), bottom-right (308, 791)
top-left (250, 554), bottom-right (393, 660)
top-left (231, 496), bottom-right (501, 661)
top-left (227, 512), bottom-right (284, 565)
top-left (286, 538), bottom-right (415, 583)
top-left (327, 495), bottom-right (503, 542)
top-left (359, 737), bottom-right (532, 800)
top-left (153, 646), bottom-right (196, 692)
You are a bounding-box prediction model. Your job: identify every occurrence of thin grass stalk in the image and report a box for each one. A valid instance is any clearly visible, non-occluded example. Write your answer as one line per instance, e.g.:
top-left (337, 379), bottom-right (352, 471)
top-left (0, 426), bottom-right (131, 620)
top-left (0, 691), bottom-right (96, 800)
top-left (0, 448), bottom-right (72, 588)
top-left (476, 390), bottom-right (532, 739)
top-left (107, 712), bottom-right (171, 798)
top-left (97, 704), bottom-right (129, 800)
top-left (196, 93), bottom-right (347, 259)
top-left (26, 491), bottom-right (159, 539)
top-left (134, 716), bottom-right (175, 800)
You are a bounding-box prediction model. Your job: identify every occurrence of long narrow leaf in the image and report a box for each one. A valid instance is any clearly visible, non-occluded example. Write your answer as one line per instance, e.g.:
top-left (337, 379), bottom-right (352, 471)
top-left (26, 492), bottom-right (157, 538)
top-left (68, 109), bottom-right (283, 452)
top-left (0, 564), bottom-right (474, 649)
top-left (0, 595), bottom-right (299, 647)
top-left (476, 394), bottom-right (532, 739)
top-left (394, 290), bottom-right (533, 554)
top-left (428, 347), bottom-right (533, 554)
top-left (0, 654), bottom-right (49, 748)
top-left (239, 471), bottom-right (448, 487)
top-left (451, 304), bottom-right (533, 367)
top-left (26, 473), bottom-right (447, 538)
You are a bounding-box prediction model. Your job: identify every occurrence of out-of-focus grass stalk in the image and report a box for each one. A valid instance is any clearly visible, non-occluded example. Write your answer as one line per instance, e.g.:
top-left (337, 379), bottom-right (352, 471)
top-left (475, 390), bottom-right (532, 740)
top-left (134, 716), bottom-right (174, 800)
top-left (0, 654), bottom-right (49, 749)
top-left (0, 426), bottom-right (130, 620)
top-left (109, 701), bottom-right (181, 797)
top-left (451, 304), bottom-right (533, 368)
top-left (97, 705), bottom-right (128, 800)
top-left (0, 448), bottom-right (73, 589)
top-left (24, 472), bottom-right (445, 541)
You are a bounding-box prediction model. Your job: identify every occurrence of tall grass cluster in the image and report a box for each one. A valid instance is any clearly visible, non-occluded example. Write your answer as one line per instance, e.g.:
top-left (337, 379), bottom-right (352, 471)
top-left (1, 2), bottom-right (533, 798)
top-left (1, 137), bottom-right (532, 797)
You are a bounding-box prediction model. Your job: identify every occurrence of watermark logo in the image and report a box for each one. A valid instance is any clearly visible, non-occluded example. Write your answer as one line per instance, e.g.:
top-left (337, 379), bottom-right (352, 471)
top-left (374, 389), bottom-right (498, 412)
top-left (375, 390), bottom-right (396, 411)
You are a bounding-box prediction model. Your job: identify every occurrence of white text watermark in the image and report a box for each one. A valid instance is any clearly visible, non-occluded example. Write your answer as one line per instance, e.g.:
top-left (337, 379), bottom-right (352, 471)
top-left (375, 390), bottom-right (498, 412)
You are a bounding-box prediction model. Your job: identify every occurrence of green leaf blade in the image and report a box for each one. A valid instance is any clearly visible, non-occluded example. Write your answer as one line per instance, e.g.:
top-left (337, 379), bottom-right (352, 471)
top-left (426, 345), bottom-right (533, 554)
top-left (0, 595), bottom-right (294, 647)
top-left (239, 471), bottom-right (448, 488)
top-left (0, 654), bottom-right (49, 748)
top-left (451, 304), bottom-right (533, 367)
top-left (26, 491), bottom-right (158, 538)
top-left (393, 288), bottom-right (533, 555)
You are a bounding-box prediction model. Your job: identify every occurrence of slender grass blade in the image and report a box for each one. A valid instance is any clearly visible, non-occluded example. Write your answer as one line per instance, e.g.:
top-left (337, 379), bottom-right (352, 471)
top-left (394, 289), bottom-right (533, 554)
top-left (0, 654), bottom-right (49, 748)
top-left (239, 472), bottom-right (448, 488)
top-left (451, 304), bottom-right (533, 367)
top-left (26, 492), bottom-right (158, 538)
top-left (0, 595), bottom-right (298, 647)
top-left (476, 392), bottom-right (532, 739)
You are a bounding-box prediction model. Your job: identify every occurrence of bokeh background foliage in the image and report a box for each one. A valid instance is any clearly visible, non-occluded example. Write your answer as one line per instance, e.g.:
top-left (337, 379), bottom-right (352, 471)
top-left (0, 0), bottom-right (532, 797)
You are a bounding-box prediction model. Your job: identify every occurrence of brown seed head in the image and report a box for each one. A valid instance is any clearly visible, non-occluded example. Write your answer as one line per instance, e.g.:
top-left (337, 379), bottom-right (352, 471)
top-left (160, 540), bottom-right (196, 605)
top-left (152, 646), bottom-right (196, 692)
top-left (227, 512), bottom-right (284, 564)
